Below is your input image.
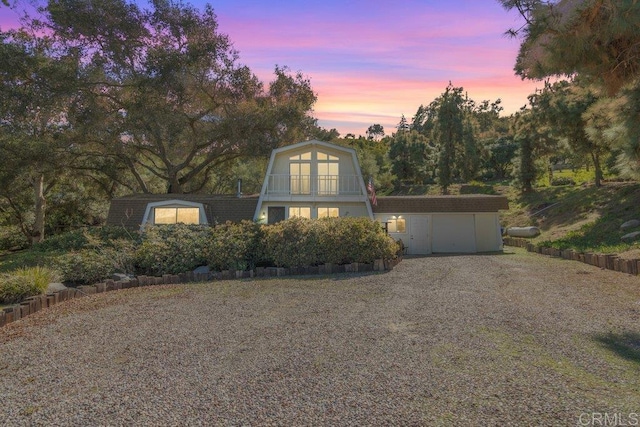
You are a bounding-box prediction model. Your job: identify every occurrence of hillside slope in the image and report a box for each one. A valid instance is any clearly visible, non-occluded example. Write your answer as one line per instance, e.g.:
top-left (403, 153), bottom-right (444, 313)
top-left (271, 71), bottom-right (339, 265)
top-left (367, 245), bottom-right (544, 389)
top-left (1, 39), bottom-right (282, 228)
top-left (499, 182), bottom-right (640, 258)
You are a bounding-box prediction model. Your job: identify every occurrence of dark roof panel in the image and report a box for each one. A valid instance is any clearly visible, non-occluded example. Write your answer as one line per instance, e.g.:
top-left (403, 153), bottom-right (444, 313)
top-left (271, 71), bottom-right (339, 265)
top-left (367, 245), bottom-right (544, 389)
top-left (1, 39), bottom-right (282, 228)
top-left (372, 195), bottom-right (509, 213)
top-left (106, 194), bottom-right (258, 229)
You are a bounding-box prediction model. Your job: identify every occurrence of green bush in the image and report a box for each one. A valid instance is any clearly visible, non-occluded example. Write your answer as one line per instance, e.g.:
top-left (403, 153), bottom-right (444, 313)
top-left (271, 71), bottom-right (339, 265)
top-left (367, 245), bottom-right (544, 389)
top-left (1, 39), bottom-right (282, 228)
top-left (551, 177), bottom-right (576, 186)
top-left (262, 217), bottom-right (323, 268)
top-left (32, 226), bottom-right (139, 252)
top-left (208, 221), bottom-right (263, 271)
top-left (0, 226), bottom-right (30, 252)
top-left (53, 250), bottom-right (119, 285)
top-left (134, 224), bottom-right (212, 276)
top-left (0, 266), bottom-right (58, 303)
top-left (317, 217), bottom-right (398, 264)
top-left (262, 217), bottom-right (397, 268)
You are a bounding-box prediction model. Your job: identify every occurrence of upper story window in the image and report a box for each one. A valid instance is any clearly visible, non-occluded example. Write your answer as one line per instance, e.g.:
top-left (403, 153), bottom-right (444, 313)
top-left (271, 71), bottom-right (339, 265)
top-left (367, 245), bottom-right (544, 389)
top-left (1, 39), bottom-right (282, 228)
top-left (317, 151), bottom-right (339, 195)
top-left (289, 152), bottom-right (311, 194)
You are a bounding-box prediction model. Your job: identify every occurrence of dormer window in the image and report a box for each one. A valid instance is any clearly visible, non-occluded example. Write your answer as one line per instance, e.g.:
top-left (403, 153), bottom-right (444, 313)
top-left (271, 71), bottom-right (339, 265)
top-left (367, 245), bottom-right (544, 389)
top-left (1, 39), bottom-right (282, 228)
top-left (154, 207), bottom-right (200, 224)
top-left (141, 200), bottom-right (207, 228)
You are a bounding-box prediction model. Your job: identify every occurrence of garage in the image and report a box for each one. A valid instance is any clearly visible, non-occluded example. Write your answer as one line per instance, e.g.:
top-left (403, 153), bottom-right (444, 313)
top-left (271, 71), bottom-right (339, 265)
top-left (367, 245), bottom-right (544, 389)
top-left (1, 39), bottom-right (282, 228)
top-left (373, 195), bottom-right (509, 255)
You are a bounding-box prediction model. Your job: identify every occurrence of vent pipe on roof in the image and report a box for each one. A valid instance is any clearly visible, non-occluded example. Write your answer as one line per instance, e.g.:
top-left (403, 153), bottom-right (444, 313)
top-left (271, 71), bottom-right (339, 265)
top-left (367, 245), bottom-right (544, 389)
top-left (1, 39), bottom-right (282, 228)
top-left (237, 178), bottom-right (242, 198)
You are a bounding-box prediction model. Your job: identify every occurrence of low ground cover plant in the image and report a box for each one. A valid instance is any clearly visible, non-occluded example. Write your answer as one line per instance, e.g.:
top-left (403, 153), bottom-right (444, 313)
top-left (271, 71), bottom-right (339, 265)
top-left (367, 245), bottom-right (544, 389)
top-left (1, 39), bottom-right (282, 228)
top-left (0, 266), bottom-right (58, 304)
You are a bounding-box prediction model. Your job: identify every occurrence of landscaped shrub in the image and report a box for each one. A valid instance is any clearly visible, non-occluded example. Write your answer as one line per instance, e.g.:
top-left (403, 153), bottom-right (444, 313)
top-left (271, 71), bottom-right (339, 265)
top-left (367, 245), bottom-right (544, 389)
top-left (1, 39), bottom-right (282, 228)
top-left (208, 221), bottom-right (263, 271)
top-left (317, 217), bottom-right (398, 264)
top-left (0, 266), bottom-right (58, 303)
top-left (261, 217), bottom-right (397, 268)
top-left (32, 226), bottom-right (139, 252)
top-left (134, 224), bottom-right (212, 276)
top-left (53, 250), bottom-right (120, 285)
top-left (262, 217), bottom-right (322, 268)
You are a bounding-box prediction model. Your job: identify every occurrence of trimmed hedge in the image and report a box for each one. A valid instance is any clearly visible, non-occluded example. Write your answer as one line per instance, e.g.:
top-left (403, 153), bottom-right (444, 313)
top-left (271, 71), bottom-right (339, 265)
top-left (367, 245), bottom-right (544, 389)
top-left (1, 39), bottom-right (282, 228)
top-left (135, 225), bottom-right (212, 276)
top-left (31, 218), bottom-right (398, 283)
top-left (263, 217), bottom-right (397, 268)
top-left (208, 221), bottom-right (264, 271)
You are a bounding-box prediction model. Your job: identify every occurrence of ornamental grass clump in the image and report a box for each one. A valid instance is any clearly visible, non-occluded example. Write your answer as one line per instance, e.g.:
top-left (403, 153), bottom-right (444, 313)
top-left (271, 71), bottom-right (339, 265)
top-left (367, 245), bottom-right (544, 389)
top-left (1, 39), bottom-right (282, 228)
top-left (0, 266), bottom-right (58, 304)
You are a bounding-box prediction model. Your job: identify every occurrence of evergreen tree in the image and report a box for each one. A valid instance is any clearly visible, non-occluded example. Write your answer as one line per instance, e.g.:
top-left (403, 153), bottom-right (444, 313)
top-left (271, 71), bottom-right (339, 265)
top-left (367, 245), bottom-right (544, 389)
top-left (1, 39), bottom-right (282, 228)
top-left (434, 84), bottom-right (465, 194)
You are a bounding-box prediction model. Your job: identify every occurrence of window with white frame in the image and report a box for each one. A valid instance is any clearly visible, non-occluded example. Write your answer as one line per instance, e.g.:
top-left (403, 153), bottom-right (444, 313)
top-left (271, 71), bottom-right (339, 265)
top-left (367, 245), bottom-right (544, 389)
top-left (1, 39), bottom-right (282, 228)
top-left (154, 207), bottom-right (200, 225)
top-left (289, 152), bottom-right (311, 194)
top-left (387, 216), bottom-right (406, 233)
top-left (317, 207), bottom-right (339, 218)
top-left (289, 206), bottom-right (311, 219)
top-left (317, 152), bottom-right (339, 195)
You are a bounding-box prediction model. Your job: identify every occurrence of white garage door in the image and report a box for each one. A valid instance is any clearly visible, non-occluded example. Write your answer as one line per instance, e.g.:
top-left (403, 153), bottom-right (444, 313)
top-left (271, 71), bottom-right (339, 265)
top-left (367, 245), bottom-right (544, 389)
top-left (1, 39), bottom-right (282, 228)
top-left (475, 213), bottom-right (502, 252)
top-left (432, 214), bottom-right (476, 253)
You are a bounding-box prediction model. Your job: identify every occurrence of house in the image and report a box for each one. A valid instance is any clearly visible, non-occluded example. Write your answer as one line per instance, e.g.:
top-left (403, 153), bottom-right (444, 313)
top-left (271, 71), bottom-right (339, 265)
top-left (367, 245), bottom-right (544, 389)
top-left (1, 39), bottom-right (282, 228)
top-left (253, 139), bottom-right (372, 224)
top-left (106, 139), bottom-right (508, 254)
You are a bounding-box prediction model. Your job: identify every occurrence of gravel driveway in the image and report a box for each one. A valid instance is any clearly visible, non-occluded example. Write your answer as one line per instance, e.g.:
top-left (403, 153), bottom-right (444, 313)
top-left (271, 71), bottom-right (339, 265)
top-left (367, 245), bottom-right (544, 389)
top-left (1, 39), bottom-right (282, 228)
top-left (1, 249), bottom-right (639, 426)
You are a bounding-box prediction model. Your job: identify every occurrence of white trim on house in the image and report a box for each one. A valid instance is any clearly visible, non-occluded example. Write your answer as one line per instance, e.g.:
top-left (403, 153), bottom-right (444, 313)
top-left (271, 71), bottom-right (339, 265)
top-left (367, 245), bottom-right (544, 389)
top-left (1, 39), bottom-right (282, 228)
top-left (253, 139), bottom-right (373, 222)
top-left (141, 199), bottom-right (208, 229)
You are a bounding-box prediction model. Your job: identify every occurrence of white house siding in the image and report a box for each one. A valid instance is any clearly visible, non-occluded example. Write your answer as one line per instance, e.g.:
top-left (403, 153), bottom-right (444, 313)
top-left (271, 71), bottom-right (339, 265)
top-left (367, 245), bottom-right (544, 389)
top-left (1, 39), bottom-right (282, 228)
top-left (260, 202), bottom-right (370, 223)
top-left (474, 213), bottom-right (503, 252)
top-left (254, 140), bottom-right (372, 223)
top-left (375, 212), bottom-right (504, 255)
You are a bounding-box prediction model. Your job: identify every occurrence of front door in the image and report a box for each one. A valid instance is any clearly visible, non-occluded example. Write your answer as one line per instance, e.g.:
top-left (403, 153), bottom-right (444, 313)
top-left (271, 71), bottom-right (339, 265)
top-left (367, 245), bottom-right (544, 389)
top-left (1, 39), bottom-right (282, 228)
top-left (410, 216), bottom-right (431, 254)
top-left (268, 207), bottom-right (286, 224)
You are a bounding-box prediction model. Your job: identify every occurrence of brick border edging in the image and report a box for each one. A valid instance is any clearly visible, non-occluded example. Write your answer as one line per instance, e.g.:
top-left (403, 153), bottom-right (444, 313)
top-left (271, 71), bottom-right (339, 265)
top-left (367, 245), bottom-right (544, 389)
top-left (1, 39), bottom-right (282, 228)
top-left (503, 237), bottom-right (640, 276)
top-left (0, 258), bottom-right (400, 329)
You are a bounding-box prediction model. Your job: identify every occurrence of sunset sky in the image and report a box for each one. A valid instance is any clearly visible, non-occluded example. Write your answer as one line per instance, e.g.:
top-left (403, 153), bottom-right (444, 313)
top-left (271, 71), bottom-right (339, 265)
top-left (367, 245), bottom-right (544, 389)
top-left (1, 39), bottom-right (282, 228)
top-left (1, 0), bottom-right (543, 136)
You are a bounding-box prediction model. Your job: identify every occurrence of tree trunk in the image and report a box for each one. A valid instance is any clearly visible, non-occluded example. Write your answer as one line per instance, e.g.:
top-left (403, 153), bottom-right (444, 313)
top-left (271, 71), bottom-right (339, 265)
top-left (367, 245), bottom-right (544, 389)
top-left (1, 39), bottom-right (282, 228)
top-left (166, 169), bottom-right (184, 194)
top-left (591, 151), bottom-right (602, 187)
top-left (32, 174), bottom-right (46, 244)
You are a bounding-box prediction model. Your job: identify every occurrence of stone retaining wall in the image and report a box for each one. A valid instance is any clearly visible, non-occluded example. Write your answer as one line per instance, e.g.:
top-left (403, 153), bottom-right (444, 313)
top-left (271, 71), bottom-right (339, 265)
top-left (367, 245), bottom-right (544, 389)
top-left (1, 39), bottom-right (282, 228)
top-left (0, 258), bottom-right (400, 329)
top-left (503, 237), bottom-right (640, 276)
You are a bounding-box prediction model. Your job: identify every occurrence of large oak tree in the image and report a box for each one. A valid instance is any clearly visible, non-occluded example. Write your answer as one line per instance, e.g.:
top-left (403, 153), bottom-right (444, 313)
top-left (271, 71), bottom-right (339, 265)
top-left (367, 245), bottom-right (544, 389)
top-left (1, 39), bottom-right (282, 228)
top-left (42, 0), bottom-right (316, 194)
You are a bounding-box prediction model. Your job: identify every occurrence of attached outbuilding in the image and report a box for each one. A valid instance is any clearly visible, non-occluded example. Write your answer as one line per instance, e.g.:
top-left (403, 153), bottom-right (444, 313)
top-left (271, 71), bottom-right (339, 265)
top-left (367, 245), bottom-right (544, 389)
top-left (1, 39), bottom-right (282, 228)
top-left (106, 194), bottom-right (258, 230)
top-left (373, 195), bottom-right (509, 255)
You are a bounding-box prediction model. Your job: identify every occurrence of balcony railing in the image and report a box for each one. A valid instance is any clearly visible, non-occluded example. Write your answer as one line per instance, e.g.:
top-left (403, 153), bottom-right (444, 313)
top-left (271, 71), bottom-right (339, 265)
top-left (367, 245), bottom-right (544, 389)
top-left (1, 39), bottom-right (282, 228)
top-left (266, 174), bottom-right (363, 196)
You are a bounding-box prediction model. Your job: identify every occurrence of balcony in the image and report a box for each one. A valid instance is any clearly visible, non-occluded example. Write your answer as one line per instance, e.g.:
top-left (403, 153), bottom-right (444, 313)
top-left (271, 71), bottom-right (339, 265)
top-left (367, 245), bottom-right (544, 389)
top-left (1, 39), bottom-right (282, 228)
top-left (266, 174), bottom-right (364, 197)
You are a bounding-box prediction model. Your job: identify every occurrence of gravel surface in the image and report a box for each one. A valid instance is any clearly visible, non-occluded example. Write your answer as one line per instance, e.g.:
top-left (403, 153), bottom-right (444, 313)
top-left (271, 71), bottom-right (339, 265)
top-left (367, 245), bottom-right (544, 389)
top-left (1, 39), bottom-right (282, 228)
top-left (1, 249), bottom-right (639, 426)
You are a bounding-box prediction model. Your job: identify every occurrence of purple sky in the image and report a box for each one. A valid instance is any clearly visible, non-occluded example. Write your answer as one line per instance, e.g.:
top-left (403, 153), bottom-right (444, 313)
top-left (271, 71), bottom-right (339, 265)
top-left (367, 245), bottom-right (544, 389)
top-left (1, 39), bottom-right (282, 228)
top-left (1, 0), bottom-right (542, 136)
